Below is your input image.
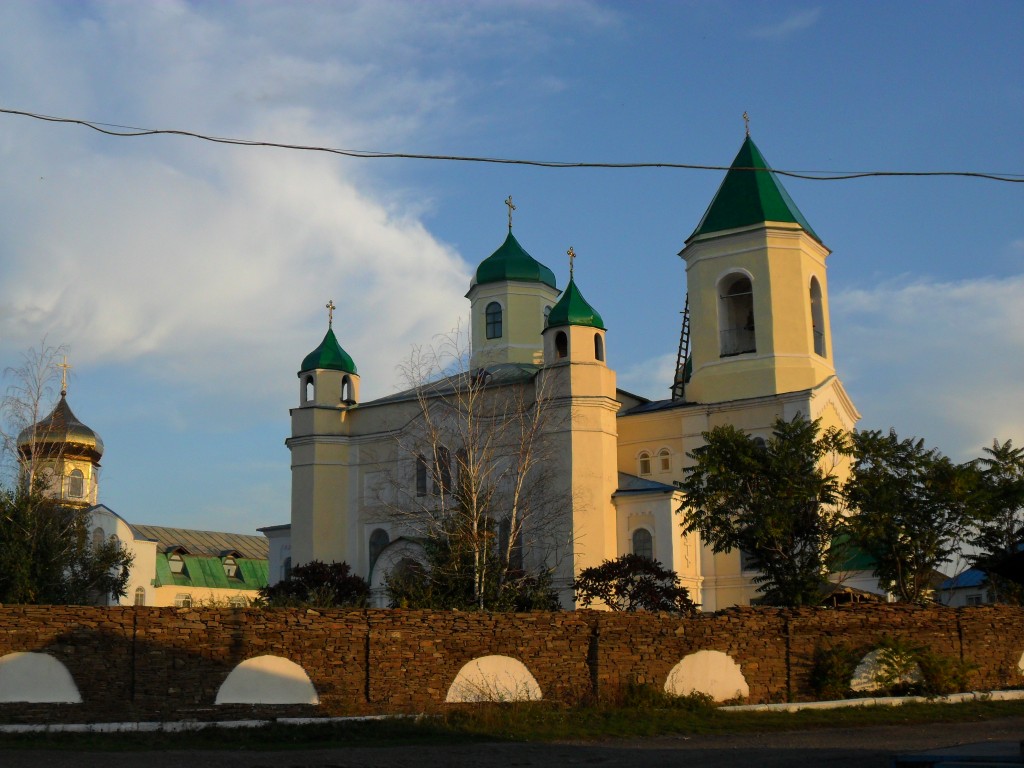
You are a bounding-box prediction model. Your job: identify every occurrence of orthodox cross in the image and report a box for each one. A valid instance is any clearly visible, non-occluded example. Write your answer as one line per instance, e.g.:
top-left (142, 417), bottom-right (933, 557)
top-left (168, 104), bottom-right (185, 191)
top-left (57, 355), bottom-right (72, 396)
top-left (743, 111), bottom-right (750, 137)
top-left (326, 299), bottom-right (336, 328)
top-left (504, 195), bottom-right (516, 231)
top-left (567, 246), bottom-right (576, 281)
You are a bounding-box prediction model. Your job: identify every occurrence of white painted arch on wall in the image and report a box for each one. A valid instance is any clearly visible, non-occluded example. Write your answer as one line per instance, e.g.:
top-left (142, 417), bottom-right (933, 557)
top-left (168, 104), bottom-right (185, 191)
top-left (0, 652), bottom-right (82, 703)
top-left (215, 655), bottom-right (319, 705)
top-left (664, 650), bottom-right (749, 702)
top-left (446, 655), bottom-right (543, 703)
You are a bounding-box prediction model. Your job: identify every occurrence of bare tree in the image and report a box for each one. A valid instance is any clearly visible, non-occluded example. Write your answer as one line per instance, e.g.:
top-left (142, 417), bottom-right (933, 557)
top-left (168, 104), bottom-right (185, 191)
top-left (380, 328), bottom-right (566, 610)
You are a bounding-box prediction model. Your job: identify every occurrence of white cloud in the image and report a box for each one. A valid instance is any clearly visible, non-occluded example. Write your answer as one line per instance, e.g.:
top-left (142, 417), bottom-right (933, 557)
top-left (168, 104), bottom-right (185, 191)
top-left (832, 274), bottom-right (1024, 461)
top-left (748, 8), bottom-right (822, 40)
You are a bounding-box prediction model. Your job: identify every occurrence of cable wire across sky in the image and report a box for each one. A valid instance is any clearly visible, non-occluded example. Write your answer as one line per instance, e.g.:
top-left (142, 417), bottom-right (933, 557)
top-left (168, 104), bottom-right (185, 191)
top-left (3, 106), bottom-right (1022, 183)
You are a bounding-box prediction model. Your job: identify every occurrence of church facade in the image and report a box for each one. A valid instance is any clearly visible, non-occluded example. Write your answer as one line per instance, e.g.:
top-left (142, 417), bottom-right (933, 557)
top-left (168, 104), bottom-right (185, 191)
top-left (277, 135), bottom-right (862, 610)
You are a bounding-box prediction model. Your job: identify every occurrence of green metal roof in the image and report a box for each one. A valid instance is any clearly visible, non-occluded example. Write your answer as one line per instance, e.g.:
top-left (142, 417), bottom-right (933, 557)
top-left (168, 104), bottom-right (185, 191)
top-left (546, 278), bottom-right (605, 330)
top-left (153, 552), bottom-right (269, 590)
top-left (300, 326), bottom-right (357, 374)
top-left (475, 231), bottom-right (557, 289)
top-left (689, 136), bottom-right (821, 243)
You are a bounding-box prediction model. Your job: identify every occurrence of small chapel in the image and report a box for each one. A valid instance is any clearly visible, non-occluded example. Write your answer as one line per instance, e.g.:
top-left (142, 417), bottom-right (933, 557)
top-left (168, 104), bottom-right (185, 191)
top-left (270, 134), bottom-right (863, 610)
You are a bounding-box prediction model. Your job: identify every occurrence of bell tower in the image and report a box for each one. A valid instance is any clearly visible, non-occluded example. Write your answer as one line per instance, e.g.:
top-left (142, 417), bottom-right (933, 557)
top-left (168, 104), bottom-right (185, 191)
top-left (287, 301), bottom-right (359, 566)
top-left (681, 134), bottom-right (836, 404)
top-left (539, 249), bottom-right (618, 606)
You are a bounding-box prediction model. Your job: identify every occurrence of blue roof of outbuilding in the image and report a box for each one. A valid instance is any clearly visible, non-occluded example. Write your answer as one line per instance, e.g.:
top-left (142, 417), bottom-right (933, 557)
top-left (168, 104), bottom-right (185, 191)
top-left (939, 568), bottom-right (986, 590)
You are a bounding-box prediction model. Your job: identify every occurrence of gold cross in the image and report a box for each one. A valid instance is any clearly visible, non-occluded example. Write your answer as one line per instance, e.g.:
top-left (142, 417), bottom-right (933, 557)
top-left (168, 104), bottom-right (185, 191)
top-left (326, 299), bottom-right (336, 327)
top-left (567, 246), bottom-right (576, 281)
top-left (57, 355), bottom-right (72, 396)
top-left (504, 195), bottom-right (516, 231)
top-left (743, 111), bottom-right (750, 137)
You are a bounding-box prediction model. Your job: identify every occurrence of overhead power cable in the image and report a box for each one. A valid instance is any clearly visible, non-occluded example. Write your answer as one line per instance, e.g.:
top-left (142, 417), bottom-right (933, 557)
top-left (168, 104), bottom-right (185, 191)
top-left (2, 107), bottom-right (1022, 183)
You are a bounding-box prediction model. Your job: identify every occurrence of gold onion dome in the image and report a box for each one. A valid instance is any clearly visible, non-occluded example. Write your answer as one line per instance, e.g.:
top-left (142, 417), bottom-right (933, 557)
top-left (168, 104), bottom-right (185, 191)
top-left (17, 394), bottom-right (104, 463)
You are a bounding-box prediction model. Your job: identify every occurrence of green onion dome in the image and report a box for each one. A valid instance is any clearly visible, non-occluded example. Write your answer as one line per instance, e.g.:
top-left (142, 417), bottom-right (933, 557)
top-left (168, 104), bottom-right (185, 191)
top-left (546, 278), bottom-right (605, 330)
top-left (300, 326), bottom-right (357, 374)
top-left (474, 232), bottom-right (557, 289)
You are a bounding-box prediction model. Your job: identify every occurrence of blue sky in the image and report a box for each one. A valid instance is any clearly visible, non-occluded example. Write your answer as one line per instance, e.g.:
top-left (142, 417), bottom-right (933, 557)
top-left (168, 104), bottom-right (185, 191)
top-left (1, 1), bottom-right (1021, 535)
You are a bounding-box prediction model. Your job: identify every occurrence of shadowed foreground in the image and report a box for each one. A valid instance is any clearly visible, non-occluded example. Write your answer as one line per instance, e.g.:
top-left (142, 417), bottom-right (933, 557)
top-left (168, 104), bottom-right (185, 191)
top-left (3, 717), bottom-right (1023, 768)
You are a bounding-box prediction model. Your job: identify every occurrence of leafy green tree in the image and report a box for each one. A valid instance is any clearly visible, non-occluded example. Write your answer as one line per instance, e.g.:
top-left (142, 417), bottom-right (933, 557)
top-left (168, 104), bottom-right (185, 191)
top-left (847, 429), bottom-right (974, 603)
top-left (678, 416), bottom-right (850, 606)
top-left (571, 554), bottom-right (697, 613)
top-left (0, 480), bottom-right (132, 604)
top-left (258, 560), bottom-right (369, 608)
top-left (968, 439), bottom-right (1024, 604)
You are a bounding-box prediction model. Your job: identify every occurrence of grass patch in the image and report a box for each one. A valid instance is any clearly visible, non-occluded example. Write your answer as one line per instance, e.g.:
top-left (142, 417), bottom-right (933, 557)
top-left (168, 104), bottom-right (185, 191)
top-left (2, 698), bottom-right (1023, 751)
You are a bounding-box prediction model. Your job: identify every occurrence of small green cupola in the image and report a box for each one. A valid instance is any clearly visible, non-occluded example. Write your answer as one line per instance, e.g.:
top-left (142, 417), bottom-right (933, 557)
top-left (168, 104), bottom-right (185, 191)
top-left (546, 278), bottom-right (605, 330)
top-left (543, 249), bottom-right (609, 367)
top-left (473, 231), bottom-right (558, 289)
top-left (298, 301), bottom-right (360, 407)
top-left (301, 326), bottom-right (356, 374)
top-left (688, 135), bottom-right (821, 244)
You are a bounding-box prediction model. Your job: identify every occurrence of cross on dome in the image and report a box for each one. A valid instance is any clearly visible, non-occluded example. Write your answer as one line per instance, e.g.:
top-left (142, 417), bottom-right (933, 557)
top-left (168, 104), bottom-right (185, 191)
top-left (567, 246), bottom-right (576, 281)
top-left (57, 355), bottom-right (72, 397)
top-left (504, 195), bottom-right (516, 231)
top-left (326, 300), bottom-right (336, 328)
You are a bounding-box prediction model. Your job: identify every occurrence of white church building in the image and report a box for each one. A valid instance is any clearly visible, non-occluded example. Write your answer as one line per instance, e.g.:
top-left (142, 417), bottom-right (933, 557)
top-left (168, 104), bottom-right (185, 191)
top-left (265, 134), bottom-right (862, 610)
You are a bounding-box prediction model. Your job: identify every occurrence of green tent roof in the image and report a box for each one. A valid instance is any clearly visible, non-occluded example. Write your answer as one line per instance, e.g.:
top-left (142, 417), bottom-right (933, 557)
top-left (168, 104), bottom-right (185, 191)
top-left (475, 231), bottom-right (557, 289)
top-left (301, 326), bottom-right (357, 374)
top-left (546, 278), bottom-right (605, 330)
top-left (689, 136), bottom-right (820, 243)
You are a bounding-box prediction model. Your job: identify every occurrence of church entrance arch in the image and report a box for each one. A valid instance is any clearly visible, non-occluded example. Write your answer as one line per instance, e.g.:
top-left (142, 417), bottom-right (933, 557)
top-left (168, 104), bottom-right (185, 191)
top-left (368, 538), bottom-right (427, 608)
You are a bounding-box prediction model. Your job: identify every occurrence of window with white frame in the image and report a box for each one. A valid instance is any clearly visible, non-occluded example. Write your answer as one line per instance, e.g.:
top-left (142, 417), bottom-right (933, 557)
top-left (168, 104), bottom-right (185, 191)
top-left (638, 451), bottom-right (651, 476)
top-left (658, 449), bottom-right (671, 472)
top-left (68, 468), bottom-right (85, 498)
top-left (134, 586), bottom-right (146, 606)
top-left (174, 593), bottom-right (192, 608)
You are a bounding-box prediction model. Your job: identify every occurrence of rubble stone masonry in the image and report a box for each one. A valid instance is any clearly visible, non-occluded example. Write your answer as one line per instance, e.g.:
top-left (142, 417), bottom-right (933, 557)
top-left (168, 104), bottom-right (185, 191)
top-left (0, 604), bottom-right (1020, 723)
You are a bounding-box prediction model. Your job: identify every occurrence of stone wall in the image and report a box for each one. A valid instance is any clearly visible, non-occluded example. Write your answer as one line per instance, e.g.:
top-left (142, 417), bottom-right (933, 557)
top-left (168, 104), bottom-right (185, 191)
top-left (0, 604), bottom-right (1021, 723)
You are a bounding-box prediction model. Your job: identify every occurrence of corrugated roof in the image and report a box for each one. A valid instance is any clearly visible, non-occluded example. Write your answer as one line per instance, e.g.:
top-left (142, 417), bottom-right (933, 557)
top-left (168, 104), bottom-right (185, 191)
top-left (131, 524), bottom-right (269, 560)
top-left (939, 568), bottom-right (986, 590)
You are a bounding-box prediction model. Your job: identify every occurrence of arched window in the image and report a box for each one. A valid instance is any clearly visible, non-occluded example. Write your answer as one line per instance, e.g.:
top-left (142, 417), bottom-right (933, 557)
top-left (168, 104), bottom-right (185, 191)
top-left (134, 587), bottom-right (146, 606)
top-left (719, 274), bottom-right (756, 356)
top-left (543, 306), bottom-right (552, 325)
top-left (485, 302), bottom-right (502, 339)
top-left (174, 593), bottom-right (192, 608)
top-left (68, 469), bottom-right (85, 498)
top-left (281, 556), bottom-right (292, 582)
top-left (810, 276), bottom-right (826, 357)
top-left (342, 375), bottom-right (355, 404)
top-left (369, 528), bottom-right (390, 572)
top-left (92, 527), bottom-right (105, 550)
top-left (304, 375), bottom-right (314, 403)
top-left (658, 448), bottom-right (671, 472)
top-left (638, 451), bottom-right (651, 476)
top-left (594, 333), bottom-right (604, 362)
top-left (632, 528), bottom-right (654, 560)
top-left (555, 331), bottom-right (568, 359)
top-left (415, 454), bottom-right (428, 497)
